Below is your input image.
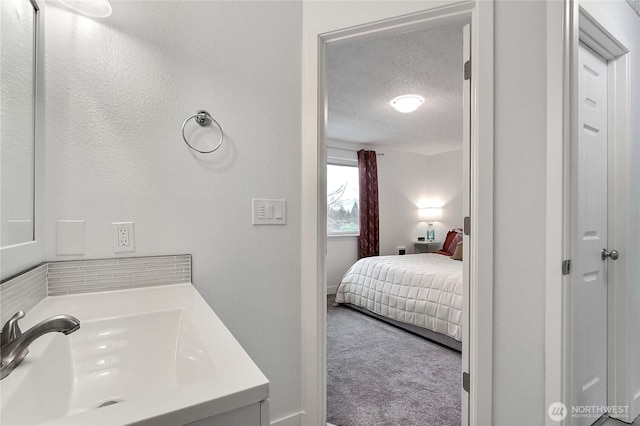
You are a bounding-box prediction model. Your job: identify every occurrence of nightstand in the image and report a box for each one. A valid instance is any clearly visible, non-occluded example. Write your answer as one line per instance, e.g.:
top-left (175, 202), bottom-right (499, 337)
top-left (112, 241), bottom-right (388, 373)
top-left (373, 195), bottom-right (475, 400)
top-left (413, 240), bottom-right (442, 254)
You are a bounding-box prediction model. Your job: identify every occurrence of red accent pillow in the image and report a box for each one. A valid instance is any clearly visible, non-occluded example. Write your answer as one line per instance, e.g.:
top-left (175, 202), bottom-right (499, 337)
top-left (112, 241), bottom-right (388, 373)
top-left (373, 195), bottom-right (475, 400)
top-left (442, 229), bottom-right (463, 255)
top-left (442, 230), bottom-right (458, 253)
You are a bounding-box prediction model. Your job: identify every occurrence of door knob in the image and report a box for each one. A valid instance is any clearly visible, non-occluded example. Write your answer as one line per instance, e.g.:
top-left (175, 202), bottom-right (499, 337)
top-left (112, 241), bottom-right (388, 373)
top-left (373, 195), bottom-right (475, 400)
top-left (601, 248), bottom-right (619, 261)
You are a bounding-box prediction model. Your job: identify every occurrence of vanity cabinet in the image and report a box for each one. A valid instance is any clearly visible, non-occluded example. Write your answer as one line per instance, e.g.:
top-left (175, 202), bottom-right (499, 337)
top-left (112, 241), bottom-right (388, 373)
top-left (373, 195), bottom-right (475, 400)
top-left (186, 399), bottom-right (269, 426)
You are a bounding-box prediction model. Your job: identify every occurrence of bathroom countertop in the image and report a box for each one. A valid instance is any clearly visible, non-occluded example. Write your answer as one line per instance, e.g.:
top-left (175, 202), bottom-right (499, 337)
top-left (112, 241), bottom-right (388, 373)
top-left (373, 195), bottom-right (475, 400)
top-left (0, 283), bottom-right (269, 426)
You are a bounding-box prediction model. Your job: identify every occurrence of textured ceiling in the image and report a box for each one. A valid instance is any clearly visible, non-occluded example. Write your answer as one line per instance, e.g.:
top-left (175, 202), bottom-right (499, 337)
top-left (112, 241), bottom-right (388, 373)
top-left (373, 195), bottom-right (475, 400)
top-left (327, 19), bottom-right (469, 157)
top-left (627, 0), bottom-right (640, 16)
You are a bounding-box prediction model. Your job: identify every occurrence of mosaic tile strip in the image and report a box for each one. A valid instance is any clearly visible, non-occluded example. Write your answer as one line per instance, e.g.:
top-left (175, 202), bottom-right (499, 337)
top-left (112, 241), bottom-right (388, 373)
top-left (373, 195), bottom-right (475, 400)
top-left (47, 255), bottom-right (191, 296)
top-left (0, 264), bottom-right (47, 325)
top-left (627, 0), bottom-right (640, 17)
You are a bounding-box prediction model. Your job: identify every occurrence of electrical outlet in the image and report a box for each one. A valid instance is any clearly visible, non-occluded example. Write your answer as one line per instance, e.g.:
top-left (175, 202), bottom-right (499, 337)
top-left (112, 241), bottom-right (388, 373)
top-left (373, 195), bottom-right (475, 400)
top-left (112, 222), bottom-right (135, 253)
top-left (118, 227), bottom-right (129, 247)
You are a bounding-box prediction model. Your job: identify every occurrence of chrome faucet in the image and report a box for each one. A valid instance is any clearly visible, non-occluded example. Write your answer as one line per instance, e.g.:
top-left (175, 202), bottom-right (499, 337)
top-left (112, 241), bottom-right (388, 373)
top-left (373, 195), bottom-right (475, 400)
top-left (0, 311), bottom-right (80, 380)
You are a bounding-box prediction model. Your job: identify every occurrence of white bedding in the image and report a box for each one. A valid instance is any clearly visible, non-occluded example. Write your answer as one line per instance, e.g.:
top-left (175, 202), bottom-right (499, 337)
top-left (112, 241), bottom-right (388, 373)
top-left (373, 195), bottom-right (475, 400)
top-left (335, 253), bottom-right (463, 341)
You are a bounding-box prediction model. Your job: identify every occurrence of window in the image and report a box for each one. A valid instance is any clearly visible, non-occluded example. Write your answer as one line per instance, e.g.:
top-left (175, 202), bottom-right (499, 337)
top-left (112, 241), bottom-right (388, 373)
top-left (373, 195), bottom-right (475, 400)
top-left (327, 163), bottom-right (359, 235)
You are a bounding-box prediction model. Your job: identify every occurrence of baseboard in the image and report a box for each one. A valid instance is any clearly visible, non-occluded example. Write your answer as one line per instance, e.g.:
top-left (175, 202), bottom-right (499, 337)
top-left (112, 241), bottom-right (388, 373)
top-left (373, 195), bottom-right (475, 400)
top-left (327, 284), bottom-right (338, 295)
top-left (271, 411), bottom-right (303, 426)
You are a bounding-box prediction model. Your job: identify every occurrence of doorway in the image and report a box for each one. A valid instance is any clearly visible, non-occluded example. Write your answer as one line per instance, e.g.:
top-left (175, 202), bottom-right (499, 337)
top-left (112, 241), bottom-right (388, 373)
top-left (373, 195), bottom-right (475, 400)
top-left (300, 2), bottom-right (495, 425)
top-left (323, 17), bottom-right (469, 425)
top-left (561, 4), bottom-right (635, 425)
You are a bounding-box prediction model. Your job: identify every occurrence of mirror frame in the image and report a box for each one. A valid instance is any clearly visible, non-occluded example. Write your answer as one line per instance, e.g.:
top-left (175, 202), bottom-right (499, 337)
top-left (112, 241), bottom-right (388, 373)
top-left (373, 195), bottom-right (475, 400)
top-left (1, 0), bottom-right (44, 280)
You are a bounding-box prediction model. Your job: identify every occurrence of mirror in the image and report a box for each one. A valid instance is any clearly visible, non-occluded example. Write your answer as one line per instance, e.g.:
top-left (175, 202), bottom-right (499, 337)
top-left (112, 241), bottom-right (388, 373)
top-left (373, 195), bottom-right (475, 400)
top-left (0, 0), bottom-right (38, 248)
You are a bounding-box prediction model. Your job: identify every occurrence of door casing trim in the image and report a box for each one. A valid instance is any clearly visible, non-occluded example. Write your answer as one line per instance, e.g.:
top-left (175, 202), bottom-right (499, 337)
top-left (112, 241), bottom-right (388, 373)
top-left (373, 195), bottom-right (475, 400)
top-left (546, 1), bottom-right (634, 424)
top-left (300, 1), bottom-right (494, 425)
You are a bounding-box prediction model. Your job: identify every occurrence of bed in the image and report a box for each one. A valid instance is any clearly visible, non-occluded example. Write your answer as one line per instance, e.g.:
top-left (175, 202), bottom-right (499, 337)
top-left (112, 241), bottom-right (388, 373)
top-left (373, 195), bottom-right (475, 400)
top-left (334, 232), bottom-right (463, 351)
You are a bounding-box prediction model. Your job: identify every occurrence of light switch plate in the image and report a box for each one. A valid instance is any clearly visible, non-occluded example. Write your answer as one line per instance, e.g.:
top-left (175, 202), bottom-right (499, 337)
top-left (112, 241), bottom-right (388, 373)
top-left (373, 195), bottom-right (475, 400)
top-left (252, 199), bottom-right (286, 225)
top-left (56, 220), bottom-right (86, 255)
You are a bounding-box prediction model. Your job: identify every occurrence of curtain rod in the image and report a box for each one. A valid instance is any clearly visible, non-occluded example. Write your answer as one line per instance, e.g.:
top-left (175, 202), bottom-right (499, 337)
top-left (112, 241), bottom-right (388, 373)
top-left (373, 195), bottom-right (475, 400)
top-left (327, 146), bottom-right (384, 156)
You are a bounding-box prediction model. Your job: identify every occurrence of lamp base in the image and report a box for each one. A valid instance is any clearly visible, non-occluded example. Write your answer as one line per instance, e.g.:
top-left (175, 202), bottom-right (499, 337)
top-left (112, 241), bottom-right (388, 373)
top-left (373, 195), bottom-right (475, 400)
top-left (426, 224), bottom-right (435, 242)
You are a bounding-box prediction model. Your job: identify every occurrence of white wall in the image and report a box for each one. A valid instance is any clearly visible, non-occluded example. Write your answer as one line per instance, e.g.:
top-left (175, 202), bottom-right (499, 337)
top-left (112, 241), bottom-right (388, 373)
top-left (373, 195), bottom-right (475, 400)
top-left (43, 2), bottom-right (302, 423)
top-left (326, 236), bottom-right (358, 294)
top-left (493, 1), bottom-right (547, 423)
top-left (378, 148), bottom-right (463, 255)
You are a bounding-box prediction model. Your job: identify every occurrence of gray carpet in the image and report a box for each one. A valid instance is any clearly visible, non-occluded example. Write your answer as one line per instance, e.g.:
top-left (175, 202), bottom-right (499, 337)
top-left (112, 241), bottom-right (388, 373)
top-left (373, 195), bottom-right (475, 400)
top-left (327, 297), bottom-right (462, 426)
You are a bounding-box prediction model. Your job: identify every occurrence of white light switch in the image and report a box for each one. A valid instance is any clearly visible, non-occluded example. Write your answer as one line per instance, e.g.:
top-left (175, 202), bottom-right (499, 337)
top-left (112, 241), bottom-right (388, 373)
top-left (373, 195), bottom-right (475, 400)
top-left (252, 199), bottom-right (286, 225)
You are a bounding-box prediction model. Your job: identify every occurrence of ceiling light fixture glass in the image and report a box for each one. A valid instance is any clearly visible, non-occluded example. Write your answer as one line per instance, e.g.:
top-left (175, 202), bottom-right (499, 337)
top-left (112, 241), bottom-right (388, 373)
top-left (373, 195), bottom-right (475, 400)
top-left (390, 95), bottom-right (425, 113)
top-left (56, 0), bottom-right (112, 17)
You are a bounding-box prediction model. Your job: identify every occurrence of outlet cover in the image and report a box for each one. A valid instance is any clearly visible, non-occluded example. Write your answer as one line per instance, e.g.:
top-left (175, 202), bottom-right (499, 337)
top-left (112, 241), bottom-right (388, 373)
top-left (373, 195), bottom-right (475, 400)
top-left (112, 222), bottom-right (135, 253)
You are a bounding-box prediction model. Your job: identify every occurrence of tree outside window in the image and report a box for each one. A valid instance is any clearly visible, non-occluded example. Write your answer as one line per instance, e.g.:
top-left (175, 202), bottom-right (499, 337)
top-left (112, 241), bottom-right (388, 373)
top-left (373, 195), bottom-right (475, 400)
top-left (327, 164), bottom-right (359, 235)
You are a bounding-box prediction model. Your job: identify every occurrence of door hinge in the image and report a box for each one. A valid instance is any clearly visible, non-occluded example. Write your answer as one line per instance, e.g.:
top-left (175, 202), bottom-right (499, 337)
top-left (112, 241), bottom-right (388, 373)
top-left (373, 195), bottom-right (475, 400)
top-left (464, 60), bottom-right (471, 81)
top-left (463, 372), bottom-right (470, 393)
top-left (463, 216), bottom-right (471, 236)
top-left (562, 259), bottom-right (571, 275)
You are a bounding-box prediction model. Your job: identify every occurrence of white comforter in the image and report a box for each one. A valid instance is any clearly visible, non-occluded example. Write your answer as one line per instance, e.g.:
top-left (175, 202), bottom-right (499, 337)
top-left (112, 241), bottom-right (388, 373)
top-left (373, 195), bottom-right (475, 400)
top-left (335, 253), bottom-right (463, 341)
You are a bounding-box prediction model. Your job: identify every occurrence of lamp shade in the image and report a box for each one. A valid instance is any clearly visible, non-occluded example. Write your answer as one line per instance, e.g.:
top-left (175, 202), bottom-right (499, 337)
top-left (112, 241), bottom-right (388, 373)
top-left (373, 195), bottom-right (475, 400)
top-left (418, 208), bottom-right (442, 222)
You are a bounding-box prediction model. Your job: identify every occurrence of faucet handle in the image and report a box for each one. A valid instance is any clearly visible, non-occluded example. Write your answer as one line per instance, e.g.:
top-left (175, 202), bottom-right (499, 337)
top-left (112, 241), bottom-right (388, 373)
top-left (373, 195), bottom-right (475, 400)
top-left (1, 311), bottom-right (25, 346)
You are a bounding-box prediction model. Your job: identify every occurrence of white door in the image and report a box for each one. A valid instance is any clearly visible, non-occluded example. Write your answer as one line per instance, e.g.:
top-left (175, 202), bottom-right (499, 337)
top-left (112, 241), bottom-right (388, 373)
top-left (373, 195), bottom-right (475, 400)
top-left (461, 23), bottom-right (471, 426)
top-left (568, 43), bottom-right (609, 426)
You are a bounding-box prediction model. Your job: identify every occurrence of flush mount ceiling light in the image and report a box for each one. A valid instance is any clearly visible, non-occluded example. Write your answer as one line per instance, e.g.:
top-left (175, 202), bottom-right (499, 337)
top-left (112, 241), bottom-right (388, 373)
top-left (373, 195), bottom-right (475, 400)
top-left (390, 95), bottom-right (425, 113)
top-left (56, 0), bottom-right (112, 17)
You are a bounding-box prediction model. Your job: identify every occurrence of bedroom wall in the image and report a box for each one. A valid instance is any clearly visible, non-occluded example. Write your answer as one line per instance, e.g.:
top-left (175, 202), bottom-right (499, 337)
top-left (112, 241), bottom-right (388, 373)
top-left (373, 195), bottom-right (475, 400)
top-left (378, 148), bottom-right (463, 254)
top-left (326, 236), bottom-right (358, 294)
top-left (326, 140), bottom-right (463, 293)
top-left (42, 2), bottom-right (302, 424)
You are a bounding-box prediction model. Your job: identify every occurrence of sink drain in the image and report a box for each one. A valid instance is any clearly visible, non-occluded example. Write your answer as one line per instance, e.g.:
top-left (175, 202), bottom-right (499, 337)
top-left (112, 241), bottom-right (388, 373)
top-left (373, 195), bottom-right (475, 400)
top-left (96, 399), bottom-right (122, 409)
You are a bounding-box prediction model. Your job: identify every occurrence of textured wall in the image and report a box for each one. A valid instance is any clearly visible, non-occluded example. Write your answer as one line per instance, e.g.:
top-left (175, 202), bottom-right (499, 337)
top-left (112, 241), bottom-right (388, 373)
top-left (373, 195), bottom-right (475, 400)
top-left (43, 1), bottom-right (302, 421)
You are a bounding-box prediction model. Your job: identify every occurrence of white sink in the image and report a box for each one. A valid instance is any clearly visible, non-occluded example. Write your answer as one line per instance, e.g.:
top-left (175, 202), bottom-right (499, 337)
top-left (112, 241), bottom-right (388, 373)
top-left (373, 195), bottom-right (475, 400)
top-left (0, 283), bottom-right (269, 426)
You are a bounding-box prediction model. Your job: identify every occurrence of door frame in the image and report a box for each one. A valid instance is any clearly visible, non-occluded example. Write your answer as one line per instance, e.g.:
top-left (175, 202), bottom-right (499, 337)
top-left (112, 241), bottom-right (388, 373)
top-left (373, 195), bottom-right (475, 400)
top-left (546, 1), bottom-right (633, 424)
top-left (300, 1), bottom-right (494, 425)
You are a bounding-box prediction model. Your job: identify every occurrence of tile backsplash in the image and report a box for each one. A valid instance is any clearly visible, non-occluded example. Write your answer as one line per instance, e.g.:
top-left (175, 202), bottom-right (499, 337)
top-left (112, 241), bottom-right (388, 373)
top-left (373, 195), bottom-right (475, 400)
top-left (0, 264), bottom-right (47, 325)
top-left (0, 255), bottom-right (191, 323)
top-left (47, 255), bottom-right (191, 296)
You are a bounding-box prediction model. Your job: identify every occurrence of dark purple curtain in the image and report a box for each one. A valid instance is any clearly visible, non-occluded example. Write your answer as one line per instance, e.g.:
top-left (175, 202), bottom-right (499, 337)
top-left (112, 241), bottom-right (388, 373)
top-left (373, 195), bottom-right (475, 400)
top-left (357, 150), bottom-right (379, 259)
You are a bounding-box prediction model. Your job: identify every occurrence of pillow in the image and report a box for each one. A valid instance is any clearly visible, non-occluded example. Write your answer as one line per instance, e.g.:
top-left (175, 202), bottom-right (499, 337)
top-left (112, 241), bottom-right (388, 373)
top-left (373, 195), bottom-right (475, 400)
top-left (443, 229), bottom-right (463, 255)
top-left (451, 242), bottom-right (463, 261)
top-left (442, 230), bottom-right (458, 253)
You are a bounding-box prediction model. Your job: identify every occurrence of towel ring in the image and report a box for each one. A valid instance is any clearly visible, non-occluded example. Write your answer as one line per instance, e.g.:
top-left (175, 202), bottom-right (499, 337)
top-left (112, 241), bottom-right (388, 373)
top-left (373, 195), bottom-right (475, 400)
top-left (181, 110), bottom-right (224, 154)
